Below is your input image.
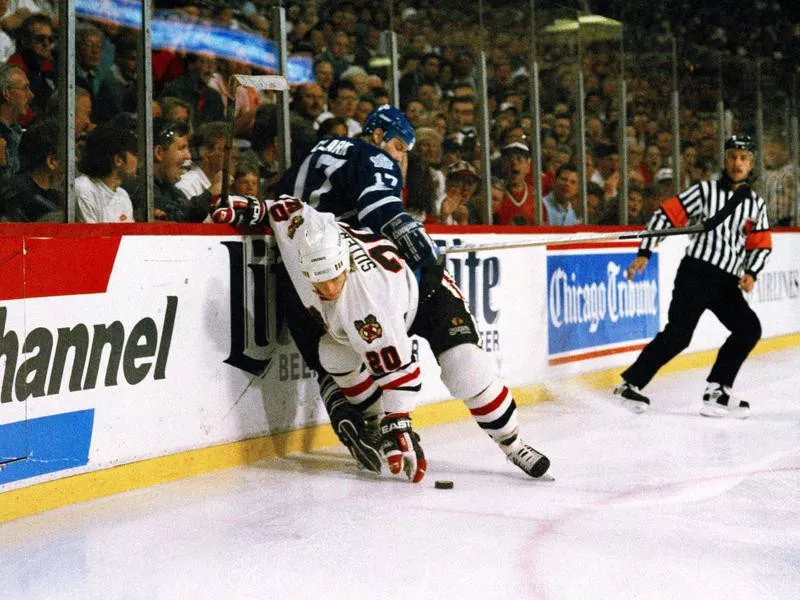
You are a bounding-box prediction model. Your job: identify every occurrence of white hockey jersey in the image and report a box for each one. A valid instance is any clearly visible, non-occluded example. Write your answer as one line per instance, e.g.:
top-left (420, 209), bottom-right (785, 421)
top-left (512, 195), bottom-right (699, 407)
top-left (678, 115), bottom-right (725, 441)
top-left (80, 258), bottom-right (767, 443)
top-left (266, 197), bottom-right (421, 412)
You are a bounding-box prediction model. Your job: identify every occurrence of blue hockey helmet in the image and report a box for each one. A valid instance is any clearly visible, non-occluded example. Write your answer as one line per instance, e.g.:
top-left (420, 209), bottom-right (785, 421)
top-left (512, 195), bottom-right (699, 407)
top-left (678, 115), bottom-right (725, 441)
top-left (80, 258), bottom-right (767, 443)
top-left (363, 105), bottom-right (415, 150)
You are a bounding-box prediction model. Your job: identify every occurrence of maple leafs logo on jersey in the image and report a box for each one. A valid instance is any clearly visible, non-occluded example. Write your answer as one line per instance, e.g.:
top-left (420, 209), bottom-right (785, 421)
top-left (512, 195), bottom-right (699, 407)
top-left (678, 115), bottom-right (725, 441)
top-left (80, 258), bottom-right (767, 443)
top-left (287, 215), bottom-right (304, 239)
top-left (354, 314), bottom-right (383, 344)
top-left (370, 154), bottom-right (395, 171)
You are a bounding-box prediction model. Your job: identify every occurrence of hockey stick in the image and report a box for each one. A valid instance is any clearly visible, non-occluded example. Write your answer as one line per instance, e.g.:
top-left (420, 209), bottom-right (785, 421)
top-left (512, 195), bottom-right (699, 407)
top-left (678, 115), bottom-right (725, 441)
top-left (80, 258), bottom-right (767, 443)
top-left (439, 184), bottom-right (751, 256)
top-left (221, 75), bottom-right (290, 203)
top-left (437, 223), bottom-right (707, 255)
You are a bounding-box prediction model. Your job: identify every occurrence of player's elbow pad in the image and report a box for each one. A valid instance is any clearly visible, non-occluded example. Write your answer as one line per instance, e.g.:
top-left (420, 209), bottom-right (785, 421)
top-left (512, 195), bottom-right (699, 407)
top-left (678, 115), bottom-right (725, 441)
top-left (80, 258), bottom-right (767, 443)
top-left (381, 213), bottom-right (438, 269)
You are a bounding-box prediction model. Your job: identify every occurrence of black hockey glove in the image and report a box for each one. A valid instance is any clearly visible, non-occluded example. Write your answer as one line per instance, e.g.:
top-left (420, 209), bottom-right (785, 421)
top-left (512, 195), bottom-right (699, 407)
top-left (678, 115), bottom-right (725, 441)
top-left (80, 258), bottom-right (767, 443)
top-left (327, 393), bottom-right (382, 473)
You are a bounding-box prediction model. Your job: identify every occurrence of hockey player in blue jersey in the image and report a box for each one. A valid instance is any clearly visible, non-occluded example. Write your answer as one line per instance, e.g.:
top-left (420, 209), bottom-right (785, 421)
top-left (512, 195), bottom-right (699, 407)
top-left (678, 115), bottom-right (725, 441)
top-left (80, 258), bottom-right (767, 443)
top-left (278, 105), bottom-right (437, 269)
top-left (214, 106), bottom-right (550, 479)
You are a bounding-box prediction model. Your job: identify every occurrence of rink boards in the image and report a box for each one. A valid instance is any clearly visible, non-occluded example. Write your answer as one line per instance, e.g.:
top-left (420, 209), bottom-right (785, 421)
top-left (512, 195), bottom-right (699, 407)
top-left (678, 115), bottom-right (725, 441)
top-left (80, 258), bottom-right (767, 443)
top-left (1, 223), bottom-right (798, 521)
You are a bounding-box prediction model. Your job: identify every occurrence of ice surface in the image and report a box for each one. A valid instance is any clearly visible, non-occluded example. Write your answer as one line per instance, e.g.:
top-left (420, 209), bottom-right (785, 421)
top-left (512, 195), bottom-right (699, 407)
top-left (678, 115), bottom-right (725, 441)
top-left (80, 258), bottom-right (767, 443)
top-left (1, 347), bottom-right (798, 600)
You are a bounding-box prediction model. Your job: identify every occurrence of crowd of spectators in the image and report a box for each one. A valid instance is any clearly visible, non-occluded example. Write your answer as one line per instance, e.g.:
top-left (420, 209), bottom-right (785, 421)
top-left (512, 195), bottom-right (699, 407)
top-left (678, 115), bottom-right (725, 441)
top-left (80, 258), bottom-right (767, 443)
top-left (0, 0), bottom-right (797, 226)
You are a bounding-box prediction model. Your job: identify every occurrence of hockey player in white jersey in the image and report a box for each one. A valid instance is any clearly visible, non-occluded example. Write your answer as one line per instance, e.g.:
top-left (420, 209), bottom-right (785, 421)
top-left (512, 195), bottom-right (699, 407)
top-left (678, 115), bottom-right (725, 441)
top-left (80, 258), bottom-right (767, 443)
top-left (217, 195), bottom-right (551, 482)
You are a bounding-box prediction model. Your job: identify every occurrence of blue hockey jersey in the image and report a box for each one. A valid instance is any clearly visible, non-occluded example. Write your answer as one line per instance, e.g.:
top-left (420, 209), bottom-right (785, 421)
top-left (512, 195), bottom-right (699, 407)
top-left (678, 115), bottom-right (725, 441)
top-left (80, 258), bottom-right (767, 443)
top-left (279, 137), bottom-right (404, 233)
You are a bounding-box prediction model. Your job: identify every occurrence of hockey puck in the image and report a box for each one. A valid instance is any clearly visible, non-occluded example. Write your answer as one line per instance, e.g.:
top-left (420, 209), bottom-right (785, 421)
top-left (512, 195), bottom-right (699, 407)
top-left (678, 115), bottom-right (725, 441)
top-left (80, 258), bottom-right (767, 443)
top-left (434, 480), bottom-right (454, 489)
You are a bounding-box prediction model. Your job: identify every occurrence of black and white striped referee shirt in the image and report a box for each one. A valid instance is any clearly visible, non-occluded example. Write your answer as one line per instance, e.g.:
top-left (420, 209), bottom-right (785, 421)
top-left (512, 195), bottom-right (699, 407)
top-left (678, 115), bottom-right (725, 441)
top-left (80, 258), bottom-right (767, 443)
top-left (639, 180), bottom-right (772, 278)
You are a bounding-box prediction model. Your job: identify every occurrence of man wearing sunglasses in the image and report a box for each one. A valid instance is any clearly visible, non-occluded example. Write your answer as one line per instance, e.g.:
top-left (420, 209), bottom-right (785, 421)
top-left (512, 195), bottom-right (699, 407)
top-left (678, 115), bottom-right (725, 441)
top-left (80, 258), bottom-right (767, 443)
top-left (6, 13), bottom-right (54, 125)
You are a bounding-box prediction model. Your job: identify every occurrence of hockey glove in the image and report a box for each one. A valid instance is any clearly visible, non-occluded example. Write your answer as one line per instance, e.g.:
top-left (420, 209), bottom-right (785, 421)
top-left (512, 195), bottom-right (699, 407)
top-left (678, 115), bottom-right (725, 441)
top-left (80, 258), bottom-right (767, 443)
top-left (210, 195), bottom-right (267, 226)
top-left (328, 394), bottom-right (382, 473)
top-left (380, 413), bottom-right (426, 483)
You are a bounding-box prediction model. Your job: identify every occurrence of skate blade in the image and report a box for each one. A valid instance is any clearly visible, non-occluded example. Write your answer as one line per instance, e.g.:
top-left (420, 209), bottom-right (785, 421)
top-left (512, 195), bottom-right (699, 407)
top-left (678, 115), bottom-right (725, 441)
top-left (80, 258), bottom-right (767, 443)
top-left (621, 399), bottom-right (649, 414)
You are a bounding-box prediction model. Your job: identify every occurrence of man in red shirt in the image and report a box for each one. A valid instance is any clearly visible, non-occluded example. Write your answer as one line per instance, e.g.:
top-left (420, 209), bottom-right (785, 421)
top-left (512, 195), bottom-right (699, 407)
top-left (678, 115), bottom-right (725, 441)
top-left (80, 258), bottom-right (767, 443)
top-left (494, 142), bottom-right (547, 225)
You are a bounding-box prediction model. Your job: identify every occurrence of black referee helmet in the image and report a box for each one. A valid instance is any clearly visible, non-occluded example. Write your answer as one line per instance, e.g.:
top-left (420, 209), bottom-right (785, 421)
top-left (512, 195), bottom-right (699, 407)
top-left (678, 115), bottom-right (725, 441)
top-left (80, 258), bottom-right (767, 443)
top-left (724, 135), bottom-right (755, 153)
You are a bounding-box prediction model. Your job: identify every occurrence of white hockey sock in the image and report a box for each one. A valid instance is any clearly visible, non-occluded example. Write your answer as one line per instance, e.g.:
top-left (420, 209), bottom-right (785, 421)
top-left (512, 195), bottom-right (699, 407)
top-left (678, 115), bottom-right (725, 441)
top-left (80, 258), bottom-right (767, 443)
top-left (463, 379), bottom-right (519, 445)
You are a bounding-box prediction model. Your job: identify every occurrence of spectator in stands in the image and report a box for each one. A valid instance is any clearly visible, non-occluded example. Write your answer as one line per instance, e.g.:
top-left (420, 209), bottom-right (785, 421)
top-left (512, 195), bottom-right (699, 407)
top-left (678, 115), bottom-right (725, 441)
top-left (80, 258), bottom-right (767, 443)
top-left (542, 163), bottom-right (579, 225)
top-left (488, 176), bottom-right (507, 223)
top-left (649, 167), bottom-right (675, 218)
top-left (0, 63), bottom-right (32, 181)
top-left (451, 50), bottom-right (476, 90)
top-left (44, 86), bottom-right (94, 162)
top-left (655, 130), bottom-right (673, 167)
top-left (399, 52), bottom-right (440, 109)
top-left (291, 82), bottom-right (325, 137)
top-left (75, 24), bottom-right (107, 108)
top-left (628, 139), bottom-right (647, 184)
top-left (317, 115), bottom-right (348, 138)
top-left (585, 116), bottom-right (605, 151)
top-left (313, 59), bottom-right (334, 97)
top-left (414, 126), bottom-right (445, 199)
top-left (316, 30), bottom-right (351, 80)
top-left (7, 13), bottom-right (55, 125)
top-left (496, 142), bottom-right (543, 226)
top-left (160, 53), bottom-right (225, 127)
top-left (405, 99), bottom-right (426, 129)
top-left (552, 112), bottom-right (573, 147)
top-left (437, 159), bottom-right (478, 225)
top-left (371, 86), bottom-right (391, 106)
top-left (641, 143), bottom-right (663, 187)
top-left (340, 65), bottom-right (369, 97)
top-left (403, 148), bottom-right (437, 224)
top-left (231, 150), bottom-right (261, 199)
top-left (151, 118), bottom-right (208, 222)
top-left (448, 95), bottom-right (477, 159)
top-left (160, 96), bottom-right (193, 126)
top-left (176, 121), bottom-right (227, 203)
top-left (315, 80), bottom-right (361, 137)
top-left (679, 140), bottom-right (698, 188)
top-left (0, 117), bottom-right (60, 221)
top-left (418, 82), bottom-right (441, 113)
top-left (354, 94), bottom-right (375, 128)
top-left (762, 138), bottom-right (793, 226)
top-left (94, 31), bottom-right (138, 124)
top-left (595, 142), bottom-right (621, 202)
top-left (353, 23), bottom-right (383, 70)
top-left (75, 123), bottom-right (138, 223)
top-left (585, 181), bottom-right (606, 225)
top-left (599, 183), bottom-right (647, 226)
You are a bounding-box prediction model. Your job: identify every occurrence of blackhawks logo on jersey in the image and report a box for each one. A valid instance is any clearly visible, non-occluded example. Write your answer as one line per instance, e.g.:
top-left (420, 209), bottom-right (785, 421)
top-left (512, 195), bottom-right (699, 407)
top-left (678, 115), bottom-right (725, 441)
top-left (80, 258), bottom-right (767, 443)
top-left (287, 215), bottom-right (304, 239)
top-left (355, 314), bottom-right (383, 344)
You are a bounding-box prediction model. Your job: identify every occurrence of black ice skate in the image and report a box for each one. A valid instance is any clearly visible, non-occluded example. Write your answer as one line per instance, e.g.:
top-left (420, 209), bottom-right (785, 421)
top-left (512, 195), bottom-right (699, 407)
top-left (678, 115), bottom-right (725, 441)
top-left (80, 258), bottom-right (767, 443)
top-left (700, 383), bottom-right (750, 419)
top-left (613, 381), bottom-right (651, 414)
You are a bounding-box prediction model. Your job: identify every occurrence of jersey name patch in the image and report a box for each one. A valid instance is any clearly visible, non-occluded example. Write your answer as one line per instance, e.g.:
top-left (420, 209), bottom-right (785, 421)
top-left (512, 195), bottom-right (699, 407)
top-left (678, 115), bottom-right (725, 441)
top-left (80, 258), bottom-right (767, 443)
top-left (370, 154), bottom-right (395, 170)
top-left (355, 314), bottom-right (383, 343)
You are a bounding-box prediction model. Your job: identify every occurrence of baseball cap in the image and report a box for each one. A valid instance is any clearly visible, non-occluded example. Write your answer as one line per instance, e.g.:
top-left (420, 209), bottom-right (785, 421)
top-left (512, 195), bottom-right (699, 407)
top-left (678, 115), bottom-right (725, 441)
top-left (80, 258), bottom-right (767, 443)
top-left (501, 142), bottom-right (530, 156)
top-left (445, 160), bottom-right (480, 180)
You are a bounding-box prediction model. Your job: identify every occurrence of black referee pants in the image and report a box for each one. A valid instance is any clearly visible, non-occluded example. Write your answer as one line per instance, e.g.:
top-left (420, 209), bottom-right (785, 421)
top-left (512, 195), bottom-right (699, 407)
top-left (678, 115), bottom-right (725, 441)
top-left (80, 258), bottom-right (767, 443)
top-left (622, 257), bottom-right (761, 390)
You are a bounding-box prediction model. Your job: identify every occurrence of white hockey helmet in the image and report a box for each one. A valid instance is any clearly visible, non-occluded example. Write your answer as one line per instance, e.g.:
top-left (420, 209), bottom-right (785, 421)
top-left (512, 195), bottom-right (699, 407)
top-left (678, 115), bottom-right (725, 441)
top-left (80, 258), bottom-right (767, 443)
top-left (298, 222), bottom-right (350, 283)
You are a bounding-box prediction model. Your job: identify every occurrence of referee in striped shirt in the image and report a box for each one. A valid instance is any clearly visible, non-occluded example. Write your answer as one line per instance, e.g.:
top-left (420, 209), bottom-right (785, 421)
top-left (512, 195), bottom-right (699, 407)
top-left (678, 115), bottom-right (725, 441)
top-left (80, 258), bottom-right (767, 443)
top-left (614, 135), bottom-right (772, 418)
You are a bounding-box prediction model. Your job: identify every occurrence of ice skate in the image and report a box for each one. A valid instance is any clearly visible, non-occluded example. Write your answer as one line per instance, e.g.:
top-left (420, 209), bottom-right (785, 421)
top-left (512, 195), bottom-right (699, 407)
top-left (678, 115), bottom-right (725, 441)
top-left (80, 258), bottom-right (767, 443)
top-left (613, 381), bottom-right (650, 414)
top-left (503, 439), bottom-right (551, 479)
top-left (700, 383), bottom-right (750, 419)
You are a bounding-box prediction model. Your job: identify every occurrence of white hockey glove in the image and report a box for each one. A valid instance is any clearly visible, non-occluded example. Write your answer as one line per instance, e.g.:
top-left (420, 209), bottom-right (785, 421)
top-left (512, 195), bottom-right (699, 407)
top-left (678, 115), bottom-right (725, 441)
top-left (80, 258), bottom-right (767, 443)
top-left (380, 413), bottom-right (426, 483)
top-left (210, 195), bottom-right (267, 226)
